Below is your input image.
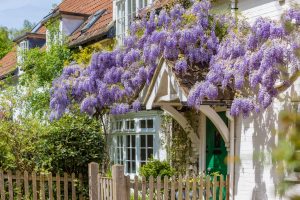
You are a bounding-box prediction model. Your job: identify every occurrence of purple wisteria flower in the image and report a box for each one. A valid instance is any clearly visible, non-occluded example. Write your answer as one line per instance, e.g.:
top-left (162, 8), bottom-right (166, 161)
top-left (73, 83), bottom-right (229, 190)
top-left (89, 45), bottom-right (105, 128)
top-left (49, 0), bottom-right (300, 119)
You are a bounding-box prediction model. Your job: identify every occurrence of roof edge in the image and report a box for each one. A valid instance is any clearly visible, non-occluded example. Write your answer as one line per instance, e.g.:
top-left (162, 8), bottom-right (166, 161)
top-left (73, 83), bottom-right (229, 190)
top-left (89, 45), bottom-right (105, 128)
top-left (13, 33), bottom-right (46, 43)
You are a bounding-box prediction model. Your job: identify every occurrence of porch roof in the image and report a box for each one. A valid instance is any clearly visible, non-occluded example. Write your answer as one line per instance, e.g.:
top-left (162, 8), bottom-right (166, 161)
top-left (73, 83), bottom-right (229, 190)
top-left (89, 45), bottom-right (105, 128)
top-left (140, 58), bottom-right (234, 109)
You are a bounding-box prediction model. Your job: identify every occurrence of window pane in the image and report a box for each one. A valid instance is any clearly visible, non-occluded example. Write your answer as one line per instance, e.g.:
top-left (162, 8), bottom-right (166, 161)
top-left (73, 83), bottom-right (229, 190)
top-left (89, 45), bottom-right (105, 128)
top-left (126, 161), bottom-right (131, 172)
top-left (141, 148), bottom-right (146, 161)
top-left (132, 136), bottom-right (136, 147)
top-left (141, 120), bottom-right (146, 128)
top-left (130, 120), bottom-right (135, 129)
top-left (141, 161), bottom-right (146, 167)
top-left (126, 135), bottom-right (130, 147)
top-left (148, 149), bottom-right (153, 158)
top-left (127, 149), bottom-right (130, 160)
top-left (132, 149), bottom-right (136, 160)
top-left (132, 162), bottom-right (136, 173)
top-left (147, 119), bottom-right (153, 128)
top-left (147, 135), bottom-right (153, 147)
top-left (141, 135), bottom-right (146, 147)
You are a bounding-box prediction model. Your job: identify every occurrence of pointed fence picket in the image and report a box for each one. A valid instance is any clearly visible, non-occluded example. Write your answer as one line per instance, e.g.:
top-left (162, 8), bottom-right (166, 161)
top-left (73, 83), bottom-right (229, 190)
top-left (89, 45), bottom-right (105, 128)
top-left (86, 163), bottom-right (231, 200)
top-left (0, 170), bottom-right (83, 200)
top-left (126, 174), bottom-right (229, 200)
top-left (95, 172), bottom-right (229, 200)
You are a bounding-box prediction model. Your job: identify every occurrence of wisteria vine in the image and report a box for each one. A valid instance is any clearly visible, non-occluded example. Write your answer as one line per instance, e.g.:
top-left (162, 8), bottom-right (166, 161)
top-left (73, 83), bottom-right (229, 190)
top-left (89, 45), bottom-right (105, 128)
top-left (50, 0), bottom-right (300, 120)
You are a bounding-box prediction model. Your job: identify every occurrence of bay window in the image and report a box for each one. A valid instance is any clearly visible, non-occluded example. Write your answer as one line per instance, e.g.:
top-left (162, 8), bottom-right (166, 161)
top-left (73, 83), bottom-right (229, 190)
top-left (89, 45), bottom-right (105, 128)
top-left (111, 113), bottom-right (160, 175)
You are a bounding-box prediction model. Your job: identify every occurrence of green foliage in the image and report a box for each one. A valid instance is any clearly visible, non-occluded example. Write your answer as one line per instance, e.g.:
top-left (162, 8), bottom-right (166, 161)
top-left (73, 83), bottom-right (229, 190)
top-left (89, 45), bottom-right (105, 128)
top-left (272, 111), bottom-right (300, 199)
top-left (36, 113), bottom-right (105, 175)
top-left (17, 19), bottom-right (72, 117)
top-left (139, 159), bottom-right (175, 180)
top-left (0, 26), bottom-right (13, 59)
top-left (161, 114), bottom-right (192, 175)
top-left (72, 40), bottom-right (116, 65)
top-left (21, 44), bottom-right (71, 87)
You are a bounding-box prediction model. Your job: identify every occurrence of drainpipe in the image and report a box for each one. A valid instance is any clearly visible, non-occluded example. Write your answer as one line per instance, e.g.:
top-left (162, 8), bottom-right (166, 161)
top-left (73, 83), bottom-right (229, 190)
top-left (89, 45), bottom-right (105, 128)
top-left (231, 0), bottom-right (238, 21)
top-left (231, 0), bottom-right (238, 10)
top-left (226, 111), bottom-right (235, 200)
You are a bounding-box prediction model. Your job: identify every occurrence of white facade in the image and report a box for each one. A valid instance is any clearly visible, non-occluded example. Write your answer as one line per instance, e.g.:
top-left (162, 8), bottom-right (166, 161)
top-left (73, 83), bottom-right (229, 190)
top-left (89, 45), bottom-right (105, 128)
top-left (232, 0), bottom-right (300, 199)
top-left (109, 0), bottom-right (300, 199)
top-left (113, 0), bottom-right (153, 44)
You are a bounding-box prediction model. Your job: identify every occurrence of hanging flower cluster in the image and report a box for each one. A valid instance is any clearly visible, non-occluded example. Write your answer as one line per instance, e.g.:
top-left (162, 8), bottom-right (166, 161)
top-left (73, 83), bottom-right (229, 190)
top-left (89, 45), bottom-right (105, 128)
top-left (189, 8), bottom-right (300, 117)
top-left (50, 0), bottom-right (300, 120)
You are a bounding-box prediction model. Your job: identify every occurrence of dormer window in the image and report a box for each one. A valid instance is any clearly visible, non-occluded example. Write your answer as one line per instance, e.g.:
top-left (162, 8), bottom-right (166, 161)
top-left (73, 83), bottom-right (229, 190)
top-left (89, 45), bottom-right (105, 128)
top-left (17, 40), bottom-right (29, 64)
top-left (19, 40), bottom-right (29, 52)
top-left (81, 10), bottom-right (106, 33)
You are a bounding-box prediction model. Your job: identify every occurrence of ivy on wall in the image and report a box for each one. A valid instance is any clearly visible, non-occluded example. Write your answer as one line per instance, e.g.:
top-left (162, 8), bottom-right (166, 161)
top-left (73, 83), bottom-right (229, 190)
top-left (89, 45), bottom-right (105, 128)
top-left (161, 113), bottom-right (193, 175)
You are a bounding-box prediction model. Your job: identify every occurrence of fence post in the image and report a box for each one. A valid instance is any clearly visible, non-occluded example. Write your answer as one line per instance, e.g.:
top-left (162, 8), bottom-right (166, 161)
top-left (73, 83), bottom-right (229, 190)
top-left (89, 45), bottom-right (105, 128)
top-left (89, 162), bottom-right (99, 200)
top-left (112, 165), bottom-right (128, 200)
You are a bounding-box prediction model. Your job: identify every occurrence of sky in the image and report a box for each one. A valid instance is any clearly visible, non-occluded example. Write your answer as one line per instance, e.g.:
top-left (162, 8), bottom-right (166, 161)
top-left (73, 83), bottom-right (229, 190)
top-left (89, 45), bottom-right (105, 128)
top-left (0, 0), bottom-right (62, 29)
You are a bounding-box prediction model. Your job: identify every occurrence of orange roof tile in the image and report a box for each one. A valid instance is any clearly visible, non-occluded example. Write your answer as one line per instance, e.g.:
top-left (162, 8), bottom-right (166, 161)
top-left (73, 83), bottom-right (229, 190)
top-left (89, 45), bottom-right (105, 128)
top-left (58, 0), bottom-right (109, 15)
top-left (67, 0), bottom-right (113, 47)
top-left (36, 25), bottom-right (47, 34)
top-left (0, 48), bottom-right (17, 78)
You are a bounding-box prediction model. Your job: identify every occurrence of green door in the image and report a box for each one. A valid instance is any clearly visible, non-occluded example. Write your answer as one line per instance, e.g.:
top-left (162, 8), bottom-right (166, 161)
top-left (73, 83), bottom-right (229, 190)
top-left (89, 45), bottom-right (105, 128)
top-left (206, 112), bottom-right (228, 176)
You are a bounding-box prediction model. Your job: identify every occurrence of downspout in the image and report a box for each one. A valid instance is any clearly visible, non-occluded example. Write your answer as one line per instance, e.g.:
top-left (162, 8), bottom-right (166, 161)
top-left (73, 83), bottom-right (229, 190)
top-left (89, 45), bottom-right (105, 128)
top-left (226, 111), bottom-right (235, 200)
top-left (228, 1), bottom-right (237, 199)
top-left (231, 0), bottom-right (238, 22)
top-left (231, 0), bottom-right (238, 10)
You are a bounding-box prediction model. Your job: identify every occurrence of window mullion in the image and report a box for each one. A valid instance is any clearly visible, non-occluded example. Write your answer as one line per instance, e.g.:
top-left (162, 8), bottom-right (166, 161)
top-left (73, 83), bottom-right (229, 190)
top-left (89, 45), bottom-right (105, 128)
top-left (136, 133), bottom-right (140, 175)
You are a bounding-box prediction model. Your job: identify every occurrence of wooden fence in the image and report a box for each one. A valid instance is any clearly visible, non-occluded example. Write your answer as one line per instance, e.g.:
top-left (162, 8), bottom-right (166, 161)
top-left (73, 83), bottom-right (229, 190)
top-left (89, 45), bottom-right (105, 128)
top-left (89, 163), bottom-right (230, 200)
top-left (0, 170), bottom-right (84, 200)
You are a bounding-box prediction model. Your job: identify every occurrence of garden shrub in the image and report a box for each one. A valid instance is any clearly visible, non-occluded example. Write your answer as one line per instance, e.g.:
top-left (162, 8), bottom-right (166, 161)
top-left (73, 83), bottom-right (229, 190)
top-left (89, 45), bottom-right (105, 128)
top-left (139, 159), bottom-right (175, 180)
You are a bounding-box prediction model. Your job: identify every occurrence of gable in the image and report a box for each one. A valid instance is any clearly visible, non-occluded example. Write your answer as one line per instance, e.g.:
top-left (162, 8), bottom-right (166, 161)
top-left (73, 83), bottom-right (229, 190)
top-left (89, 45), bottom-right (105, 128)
top-left (142, 59), bottom-right (188, 110)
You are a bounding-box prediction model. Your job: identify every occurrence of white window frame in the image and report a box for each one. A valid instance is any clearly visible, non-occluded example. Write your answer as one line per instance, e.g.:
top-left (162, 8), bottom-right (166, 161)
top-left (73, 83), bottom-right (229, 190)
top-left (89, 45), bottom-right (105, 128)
top-left (115, 0), bottom-right (153, 45)
top-left (17, 40), bottom-right (29, 64)
top-left (111, 112), bottom-right (161, 177)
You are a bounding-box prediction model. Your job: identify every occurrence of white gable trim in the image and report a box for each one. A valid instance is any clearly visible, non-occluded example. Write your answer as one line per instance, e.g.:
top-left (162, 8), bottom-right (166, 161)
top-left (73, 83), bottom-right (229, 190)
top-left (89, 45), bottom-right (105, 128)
top-left (199, 105), bottom-right (230, 144)
top-left (144, 60), bottom-right (187, 110)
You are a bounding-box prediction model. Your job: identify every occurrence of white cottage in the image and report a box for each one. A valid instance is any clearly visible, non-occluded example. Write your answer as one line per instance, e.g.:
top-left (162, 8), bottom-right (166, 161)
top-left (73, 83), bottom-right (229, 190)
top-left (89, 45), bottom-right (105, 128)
top-left (110, 0), bottom-right (300, 199)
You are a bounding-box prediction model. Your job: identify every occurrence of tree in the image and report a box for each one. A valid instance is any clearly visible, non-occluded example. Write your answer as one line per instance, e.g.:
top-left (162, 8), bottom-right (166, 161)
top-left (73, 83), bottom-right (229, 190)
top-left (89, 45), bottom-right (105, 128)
top-left (0, 27), bottom-right (13, 59)
top-left (50, 0), bottom-right (300, 120)
top-left (19, 19), bottom-right (72, 118)
top-left (9, 20), bottom-right (36, 39)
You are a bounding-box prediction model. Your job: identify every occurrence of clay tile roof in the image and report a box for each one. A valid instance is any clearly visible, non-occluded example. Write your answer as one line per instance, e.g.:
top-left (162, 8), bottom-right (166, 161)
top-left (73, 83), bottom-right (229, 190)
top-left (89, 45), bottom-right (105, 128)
top-left (36, 26), bottom-right (47, 34)
top-left (68, 0), bottom-right (113, 47)
top-left (0, 48), bottom-right (17, 78)
top-left (58, 0), bottom-right (109, 15)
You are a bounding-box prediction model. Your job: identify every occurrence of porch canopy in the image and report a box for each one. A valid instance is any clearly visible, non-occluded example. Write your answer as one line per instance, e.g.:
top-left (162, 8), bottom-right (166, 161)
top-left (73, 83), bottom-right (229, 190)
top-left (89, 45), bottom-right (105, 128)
top-left (139, 58), bottom-right (234, 151)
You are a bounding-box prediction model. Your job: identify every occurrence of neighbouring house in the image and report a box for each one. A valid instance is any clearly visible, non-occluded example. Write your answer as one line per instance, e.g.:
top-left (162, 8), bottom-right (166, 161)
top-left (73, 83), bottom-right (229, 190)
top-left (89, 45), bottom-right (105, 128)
top-left (0, 47), bottom-right (17, 80)
top-left (0, 0), bottom-right (114, 80)
top-left (109, 0), bottom-right (300, 200)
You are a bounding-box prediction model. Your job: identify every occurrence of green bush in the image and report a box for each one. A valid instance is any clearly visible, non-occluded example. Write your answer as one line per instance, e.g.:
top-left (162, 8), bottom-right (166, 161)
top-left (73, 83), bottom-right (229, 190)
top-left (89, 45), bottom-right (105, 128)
top-left (36, 113), bottom-right (105, 176)
top-left (139, 159), bottom-right (175, 180)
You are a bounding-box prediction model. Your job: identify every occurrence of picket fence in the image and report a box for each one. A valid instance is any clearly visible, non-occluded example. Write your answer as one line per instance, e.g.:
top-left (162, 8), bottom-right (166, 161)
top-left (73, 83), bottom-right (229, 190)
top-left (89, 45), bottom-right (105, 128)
top-left (0, 170), bottom-right (84, 200)
top-left (90, 163), bottom-right (229, 200)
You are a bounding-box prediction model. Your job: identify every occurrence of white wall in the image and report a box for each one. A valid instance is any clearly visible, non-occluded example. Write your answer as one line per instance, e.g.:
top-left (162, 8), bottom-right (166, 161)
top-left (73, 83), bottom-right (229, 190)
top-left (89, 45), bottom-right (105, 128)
top-left (234, 80), bottom-right (299, 199)
top-left (233, 1), bottom-right (300, 199)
